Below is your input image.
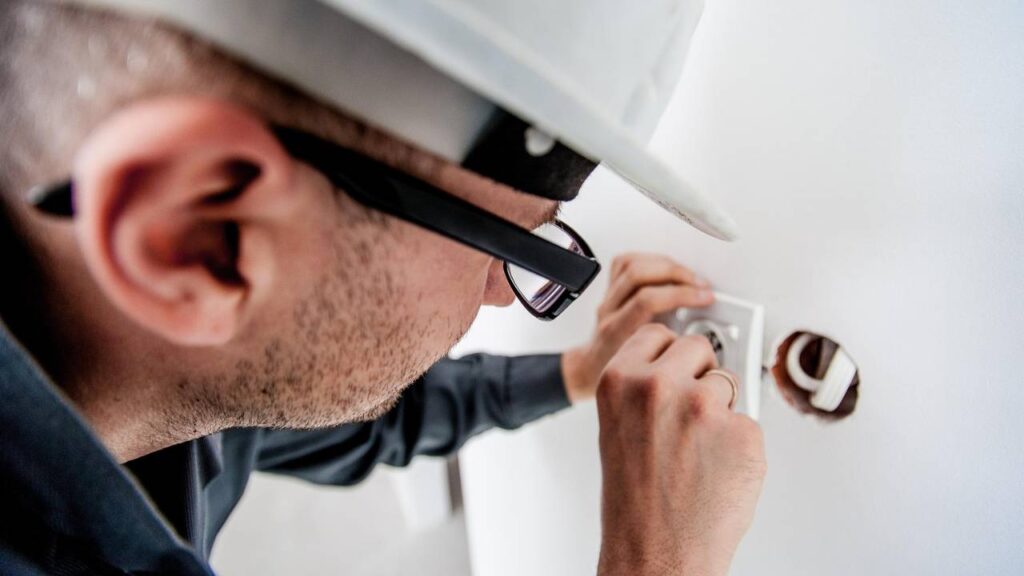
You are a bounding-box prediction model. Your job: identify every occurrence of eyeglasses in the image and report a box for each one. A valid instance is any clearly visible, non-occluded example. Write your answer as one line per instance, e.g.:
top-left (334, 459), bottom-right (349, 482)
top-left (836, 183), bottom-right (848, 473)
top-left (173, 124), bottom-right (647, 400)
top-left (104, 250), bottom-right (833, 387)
top-left (502, 219), bottom-right (597, 319)
top-left (29, 125), bottom-right (601, 320)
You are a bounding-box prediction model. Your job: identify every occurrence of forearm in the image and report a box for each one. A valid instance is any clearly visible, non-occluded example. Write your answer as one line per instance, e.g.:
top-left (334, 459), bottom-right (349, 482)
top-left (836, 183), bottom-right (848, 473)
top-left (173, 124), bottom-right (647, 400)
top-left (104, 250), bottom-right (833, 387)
top-left (561, 345), bottom-right (598, 404)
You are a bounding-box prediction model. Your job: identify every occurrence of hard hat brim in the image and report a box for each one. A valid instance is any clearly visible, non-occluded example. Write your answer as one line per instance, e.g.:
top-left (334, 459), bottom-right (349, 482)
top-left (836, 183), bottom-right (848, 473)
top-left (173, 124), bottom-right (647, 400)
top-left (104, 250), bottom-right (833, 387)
top-left (328, 0), bottom-right (739, 241)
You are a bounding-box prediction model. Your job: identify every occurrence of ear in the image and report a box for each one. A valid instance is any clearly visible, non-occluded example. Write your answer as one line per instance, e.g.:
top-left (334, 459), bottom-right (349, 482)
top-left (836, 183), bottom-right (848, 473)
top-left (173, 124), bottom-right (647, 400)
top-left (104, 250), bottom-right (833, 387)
top-left (73, 97), bottom-right (299, 346)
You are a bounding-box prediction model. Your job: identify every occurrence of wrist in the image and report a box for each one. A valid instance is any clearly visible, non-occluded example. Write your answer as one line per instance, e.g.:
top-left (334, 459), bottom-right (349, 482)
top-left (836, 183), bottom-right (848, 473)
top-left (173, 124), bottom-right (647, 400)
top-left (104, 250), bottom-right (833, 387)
top-left (598, 534), bottom-right (732, 576)
top-left (560, 345), bottom-right (592, 404)
top-left (598, 550), bottom-right (727, 576)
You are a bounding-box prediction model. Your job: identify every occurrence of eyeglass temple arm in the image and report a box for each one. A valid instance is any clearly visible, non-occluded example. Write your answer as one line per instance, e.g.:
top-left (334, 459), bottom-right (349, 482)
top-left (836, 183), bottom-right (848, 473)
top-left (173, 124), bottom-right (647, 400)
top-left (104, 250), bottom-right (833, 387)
top-left (27, 181), bottom-right (74, 217)
top-left (272, 127), bottom-right (600, 294)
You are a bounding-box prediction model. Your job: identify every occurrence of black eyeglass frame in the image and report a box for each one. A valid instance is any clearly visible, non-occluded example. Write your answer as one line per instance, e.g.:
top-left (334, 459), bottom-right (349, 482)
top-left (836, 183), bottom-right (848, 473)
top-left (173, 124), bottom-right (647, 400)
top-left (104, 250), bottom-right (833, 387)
top-left (28, 124), bottom-right (601, 321)
top-left (502, 219), bottom-right (597, 320)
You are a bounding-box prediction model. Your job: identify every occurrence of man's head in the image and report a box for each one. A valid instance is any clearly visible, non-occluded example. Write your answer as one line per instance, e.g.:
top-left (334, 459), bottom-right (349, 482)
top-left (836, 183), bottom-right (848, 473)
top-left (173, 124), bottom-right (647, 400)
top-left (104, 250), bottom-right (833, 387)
top-left (0, 1), bottom-right (559, 450)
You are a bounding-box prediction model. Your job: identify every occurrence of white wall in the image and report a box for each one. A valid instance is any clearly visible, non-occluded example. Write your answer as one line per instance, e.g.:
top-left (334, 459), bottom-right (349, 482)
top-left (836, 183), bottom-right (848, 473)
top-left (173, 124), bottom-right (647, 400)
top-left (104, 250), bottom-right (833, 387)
top-left (212, 1), bottom-right (1023, 574)
top-left (210, 461), bottom-right (470, 576)
top-left (459, 0), bottom-right (1024, 575)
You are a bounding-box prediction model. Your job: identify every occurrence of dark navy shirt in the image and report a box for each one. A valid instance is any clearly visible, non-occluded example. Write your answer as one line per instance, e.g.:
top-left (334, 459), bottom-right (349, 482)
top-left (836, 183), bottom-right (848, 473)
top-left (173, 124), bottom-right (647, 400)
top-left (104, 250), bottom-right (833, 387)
top-left (0, 321), bottom-right (569, 575)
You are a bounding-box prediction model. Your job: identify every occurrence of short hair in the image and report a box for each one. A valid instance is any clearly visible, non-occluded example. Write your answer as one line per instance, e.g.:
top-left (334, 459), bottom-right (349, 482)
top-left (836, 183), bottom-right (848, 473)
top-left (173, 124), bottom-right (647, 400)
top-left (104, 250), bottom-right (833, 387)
top-left (0, 0), bottom-right (429, 202)
top-left (0, 0), bottom-right (460, 340)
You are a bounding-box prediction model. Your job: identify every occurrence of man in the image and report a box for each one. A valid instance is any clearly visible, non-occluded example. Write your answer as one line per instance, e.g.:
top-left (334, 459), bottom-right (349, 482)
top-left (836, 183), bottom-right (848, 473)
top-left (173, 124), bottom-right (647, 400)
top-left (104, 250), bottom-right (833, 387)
top-left (0, 1), bottom-right (766, 575)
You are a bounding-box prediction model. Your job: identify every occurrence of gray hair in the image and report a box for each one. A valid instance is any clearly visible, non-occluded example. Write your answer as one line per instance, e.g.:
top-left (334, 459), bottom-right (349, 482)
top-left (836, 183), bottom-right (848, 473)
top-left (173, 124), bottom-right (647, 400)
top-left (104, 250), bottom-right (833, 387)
top-left (0, 0), bottom-right (382, 201)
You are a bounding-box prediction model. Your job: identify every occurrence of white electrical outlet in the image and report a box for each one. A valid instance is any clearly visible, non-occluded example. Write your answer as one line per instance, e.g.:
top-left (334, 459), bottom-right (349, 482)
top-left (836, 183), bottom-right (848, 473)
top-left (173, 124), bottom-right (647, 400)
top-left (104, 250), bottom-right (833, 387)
top-left (660, 292), bottom-right (764, 420)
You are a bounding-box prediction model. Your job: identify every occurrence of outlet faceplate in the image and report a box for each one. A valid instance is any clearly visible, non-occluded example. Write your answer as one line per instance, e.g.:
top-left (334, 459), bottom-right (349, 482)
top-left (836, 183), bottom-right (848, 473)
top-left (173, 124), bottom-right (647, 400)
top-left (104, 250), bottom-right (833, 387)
top-left (661, 292), bottom-right (764, 419)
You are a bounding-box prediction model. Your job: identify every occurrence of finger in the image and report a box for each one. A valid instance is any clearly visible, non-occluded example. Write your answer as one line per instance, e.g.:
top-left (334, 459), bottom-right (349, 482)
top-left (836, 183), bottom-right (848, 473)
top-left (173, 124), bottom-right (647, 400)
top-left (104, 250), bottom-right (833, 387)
top-left (654, 334), bottom-right (719, 377)
top-left (607, 255), bottom-right (704, 302)
top-left (610, 252), bottom-right (686, 282)
top-left (696, 367), bottom-right (741, 409)
top-left (598, 284), bottom-right (712, 348)
top-left (608, 252), bottom-right (639, 279)
top-left (604, 257), bottom-right (709, 313)
top-left (608, 323), bottom-right (678, 371)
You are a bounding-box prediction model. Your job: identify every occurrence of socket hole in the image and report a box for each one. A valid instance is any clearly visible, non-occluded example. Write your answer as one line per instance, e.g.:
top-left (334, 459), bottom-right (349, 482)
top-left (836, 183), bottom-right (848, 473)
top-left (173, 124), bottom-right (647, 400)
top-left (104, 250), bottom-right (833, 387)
top-left (771, 331), bottom-right (859, 421)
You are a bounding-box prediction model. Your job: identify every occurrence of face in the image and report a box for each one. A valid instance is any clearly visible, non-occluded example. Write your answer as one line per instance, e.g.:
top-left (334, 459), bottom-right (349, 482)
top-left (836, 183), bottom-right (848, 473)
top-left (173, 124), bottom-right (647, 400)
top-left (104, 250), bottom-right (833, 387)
top-left (212, 139), bottom-right (560, 428)
top-left (66, 96), bottom-right (559, 431)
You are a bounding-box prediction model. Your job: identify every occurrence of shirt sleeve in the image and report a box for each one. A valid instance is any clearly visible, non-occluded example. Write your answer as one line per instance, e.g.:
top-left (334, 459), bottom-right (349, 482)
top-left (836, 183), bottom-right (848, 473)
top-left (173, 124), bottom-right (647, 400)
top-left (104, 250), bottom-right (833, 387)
top-left (253, 353), bottom-right (569, 485)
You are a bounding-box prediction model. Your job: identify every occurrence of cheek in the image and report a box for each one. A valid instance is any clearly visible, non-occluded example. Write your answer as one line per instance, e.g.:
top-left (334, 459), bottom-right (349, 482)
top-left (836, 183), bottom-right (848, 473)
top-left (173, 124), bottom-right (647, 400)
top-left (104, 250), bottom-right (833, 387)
top-left (280, 218), bottom-right (339, 290)
top-left (408, 233), bottom-right (491, 311)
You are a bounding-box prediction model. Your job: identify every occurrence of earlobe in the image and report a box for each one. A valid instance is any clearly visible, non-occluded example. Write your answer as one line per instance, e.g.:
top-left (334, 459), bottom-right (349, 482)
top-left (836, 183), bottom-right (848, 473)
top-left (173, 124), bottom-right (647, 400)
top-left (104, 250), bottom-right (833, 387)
top-left (72, 97), bottom-right (296, 346)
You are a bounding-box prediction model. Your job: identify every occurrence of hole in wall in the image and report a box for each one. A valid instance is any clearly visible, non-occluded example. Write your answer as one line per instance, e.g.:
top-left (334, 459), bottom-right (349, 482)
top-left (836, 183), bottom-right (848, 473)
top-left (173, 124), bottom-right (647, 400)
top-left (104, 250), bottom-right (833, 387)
top-left (770, 331), bottom-right (859, 421)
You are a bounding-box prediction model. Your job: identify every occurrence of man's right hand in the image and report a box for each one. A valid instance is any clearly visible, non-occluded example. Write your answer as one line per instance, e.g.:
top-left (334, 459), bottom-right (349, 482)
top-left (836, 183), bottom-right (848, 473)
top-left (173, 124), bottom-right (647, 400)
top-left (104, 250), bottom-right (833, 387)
top-left (596, 324), bottom-right (767, 576)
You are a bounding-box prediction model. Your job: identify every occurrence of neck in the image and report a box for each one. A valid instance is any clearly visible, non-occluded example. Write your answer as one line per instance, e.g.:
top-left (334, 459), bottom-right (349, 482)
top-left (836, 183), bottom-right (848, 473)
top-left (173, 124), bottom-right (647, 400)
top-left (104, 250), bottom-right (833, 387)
top-left (3, 302), bottom-right (224, 463)
top-left (1, 209), bottom-right (224, 462)
top-left (67, 372), bottom-right (223, 462)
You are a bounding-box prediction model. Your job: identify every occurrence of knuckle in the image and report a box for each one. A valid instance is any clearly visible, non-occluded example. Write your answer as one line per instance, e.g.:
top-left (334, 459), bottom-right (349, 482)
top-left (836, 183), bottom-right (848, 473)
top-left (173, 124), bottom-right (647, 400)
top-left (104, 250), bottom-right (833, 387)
top-left (620, 267), bottom-right (638, 286)
top-left (599, 366), bottom-right (626, 392)
top-left (596, 318), bottom-right (616, 338)
top-left (612, 254), bottom-right (633, 273)
top-left (635, 323), bottom-right (675, 343)
top-left (631, 291), bottom-right (656, 316)
top-left (643, 319), bottom-right (675, 338)
top-left (639, 371), bottom-right (670, 394)
top-left (682, 386), bottom-right (717, 421)
top-left (637, 322), bottom-right (671, 338)
top-left (629, 372), bottom-right (669, 411)
top-left (598, 367), bottom-right (672, 420)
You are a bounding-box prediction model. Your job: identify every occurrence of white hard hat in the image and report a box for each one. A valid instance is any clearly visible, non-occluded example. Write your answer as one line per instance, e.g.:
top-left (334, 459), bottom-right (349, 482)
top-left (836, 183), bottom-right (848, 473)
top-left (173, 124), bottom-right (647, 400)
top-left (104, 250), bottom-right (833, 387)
top-left (64, 0), bottom-right (739, 240)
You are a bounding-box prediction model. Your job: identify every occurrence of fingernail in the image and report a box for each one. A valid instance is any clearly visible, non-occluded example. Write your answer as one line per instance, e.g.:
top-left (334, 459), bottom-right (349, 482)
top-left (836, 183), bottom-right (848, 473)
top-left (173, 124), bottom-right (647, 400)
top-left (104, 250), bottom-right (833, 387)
top-left (698, 289), bottom-right (713, 301)
top-left (694, 275), bottom-right (711, 287)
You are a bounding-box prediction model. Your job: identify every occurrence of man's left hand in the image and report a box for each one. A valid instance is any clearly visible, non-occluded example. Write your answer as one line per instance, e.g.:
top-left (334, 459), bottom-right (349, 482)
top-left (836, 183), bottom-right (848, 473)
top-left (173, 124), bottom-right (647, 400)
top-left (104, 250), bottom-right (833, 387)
top-left (561, 253), bottom-right (714, 403)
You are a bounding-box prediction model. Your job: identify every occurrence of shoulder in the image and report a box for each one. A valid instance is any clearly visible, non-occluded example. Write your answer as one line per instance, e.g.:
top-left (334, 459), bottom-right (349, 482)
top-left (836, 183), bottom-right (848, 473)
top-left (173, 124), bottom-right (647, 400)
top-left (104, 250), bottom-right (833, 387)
top-left (0, 544), bottom-right (48, 576)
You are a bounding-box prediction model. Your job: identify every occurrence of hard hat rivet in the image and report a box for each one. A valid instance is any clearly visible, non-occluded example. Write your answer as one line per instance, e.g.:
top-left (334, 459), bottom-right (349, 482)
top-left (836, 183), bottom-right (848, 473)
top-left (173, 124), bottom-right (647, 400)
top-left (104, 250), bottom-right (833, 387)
top-left (524, 126), bottom-right (556, 157)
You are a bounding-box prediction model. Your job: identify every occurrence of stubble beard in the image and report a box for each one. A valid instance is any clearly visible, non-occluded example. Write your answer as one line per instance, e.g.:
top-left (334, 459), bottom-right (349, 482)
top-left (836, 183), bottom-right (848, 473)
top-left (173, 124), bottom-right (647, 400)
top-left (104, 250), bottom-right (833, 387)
top-left (209, 219), bottom-right (474, 430)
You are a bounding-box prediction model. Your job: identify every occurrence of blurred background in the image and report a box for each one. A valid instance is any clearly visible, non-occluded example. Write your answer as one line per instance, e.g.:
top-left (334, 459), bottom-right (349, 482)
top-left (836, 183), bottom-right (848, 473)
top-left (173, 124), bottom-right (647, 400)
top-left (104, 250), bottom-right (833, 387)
top-left (211, 0), bottom-right (1024, 574)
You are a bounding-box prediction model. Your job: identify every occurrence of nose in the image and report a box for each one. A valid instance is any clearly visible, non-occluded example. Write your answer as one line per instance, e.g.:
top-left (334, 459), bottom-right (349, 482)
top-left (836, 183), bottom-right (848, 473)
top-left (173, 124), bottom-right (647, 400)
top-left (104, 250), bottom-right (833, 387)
top-left (482, 260), bottom-right (517, 307)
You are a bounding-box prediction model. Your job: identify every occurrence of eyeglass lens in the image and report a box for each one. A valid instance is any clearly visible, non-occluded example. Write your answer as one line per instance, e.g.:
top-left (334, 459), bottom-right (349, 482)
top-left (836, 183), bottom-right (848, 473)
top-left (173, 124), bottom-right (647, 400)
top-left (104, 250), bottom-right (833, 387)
top-left (506, 223), bottom-right (585, 314)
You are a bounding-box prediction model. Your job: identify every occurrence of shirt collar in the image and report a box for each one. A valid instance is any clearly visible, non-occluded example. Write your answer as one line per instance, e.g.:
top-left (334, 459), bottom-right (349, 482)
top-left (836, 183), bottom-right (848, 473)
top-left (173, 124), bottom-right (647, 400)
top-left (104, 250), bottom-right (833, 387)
top-left (0, 320), bottom-right (211, 574)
